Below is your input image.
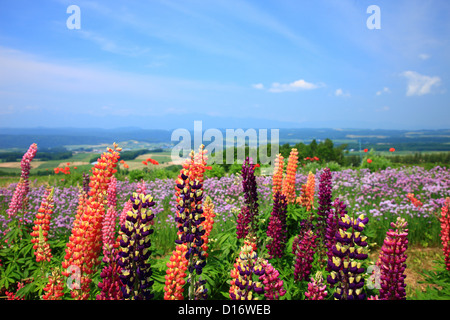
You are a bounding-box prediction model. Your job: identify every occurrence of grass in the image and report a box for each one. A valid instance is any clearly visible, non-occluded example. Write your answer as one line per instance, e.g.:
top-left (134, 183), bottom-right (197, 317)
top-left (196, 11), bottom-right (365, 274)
top-left (369, 245), bottom-right (442, 298)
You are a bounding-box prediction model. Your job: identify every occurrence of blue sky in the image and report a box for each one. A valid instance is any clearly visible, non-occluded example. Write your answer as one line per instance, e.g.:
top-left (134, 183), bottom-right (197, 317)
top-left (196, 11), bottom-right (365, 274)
top-left (0, 0), bottom-right (449, 130)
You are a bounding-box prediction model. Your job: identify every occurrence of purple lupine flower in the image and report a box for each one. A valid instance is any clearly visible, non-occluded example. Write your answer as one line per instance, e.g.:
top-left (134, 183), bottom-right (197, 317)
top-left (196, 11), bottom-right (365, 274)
top-left (327, 214), bottom-right (369, 300)
top-left (236, 205), bottom-right (251, 239)
top-left (377, 217), bottom-right (408, 300)
top-left (325, 198), bottom-right (347, 270)
top-left (230, 244), bottom-right (266, 300)
top-left (266, 191), bottom-right (287, 259)
top-left (118, 192), bottom-right (155, 300)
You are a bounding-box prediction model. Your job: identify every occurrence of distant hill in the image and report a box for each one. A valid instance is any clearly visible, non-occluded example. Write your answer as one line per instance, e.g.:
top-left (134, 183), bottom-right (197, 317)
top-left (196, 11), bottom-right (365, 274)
top-left (0, 127), bottom-right (449, 152)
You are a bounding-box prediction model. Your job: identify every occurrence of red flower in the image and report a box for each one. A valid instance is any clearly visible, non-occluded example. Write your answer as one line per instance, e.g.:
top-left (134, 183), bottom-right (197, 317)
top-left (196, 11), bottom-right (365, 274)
top-left (364, 149), bottom-right (368, 153)
top-left (367, 159), bottom-right (372, 164)
top-left (389, 148), bottom-right (395, 152)
top-left (205, 166), bottom-right (212, 170)
top-left (147, 158), bottom-right (159, 165)
top-left (142, 161), bottom-right (148, 166)
top-left (253, 163), bottom-right (260, 169)
top-left (66, 162), bottom-right (70, 165)
top-left (313, 157), bottom-right (319, 161)
top-left (74, 166), bottom-right (77, 170)
top-left (305, 157), bottom-right (310, 160)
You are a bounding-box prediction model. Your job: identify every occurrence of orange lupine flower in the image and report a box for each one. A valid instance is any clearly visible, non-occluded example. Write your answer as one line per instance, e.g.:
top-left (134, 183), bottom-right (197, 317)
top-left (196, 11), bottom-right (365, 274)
top-left (296, 171), bottom-right (315, 211)
top-left (30, 186), bottom-right (54, 263)
top-left (406, 193), bottom-right (423, 208)
top-left (164, 244), bottom-right (188, 300)
top-left (42, 267), bottom-right (65, 300)
top-left (200, 197), bottom-right (216, 258)
top-left (272, 154), bottom-right (284, 200)
top-left (61, 143), bottom-right (121, 300)
top-left (281, 148), bottom-right (298, 204)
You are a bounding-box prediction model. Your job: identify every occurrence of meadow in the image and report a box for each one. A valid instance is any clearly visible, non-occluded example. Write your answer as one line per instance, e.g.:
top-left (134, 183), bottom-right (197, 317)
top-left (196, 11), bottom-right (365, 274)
top-left (0, 142), bottom-right (449, 300)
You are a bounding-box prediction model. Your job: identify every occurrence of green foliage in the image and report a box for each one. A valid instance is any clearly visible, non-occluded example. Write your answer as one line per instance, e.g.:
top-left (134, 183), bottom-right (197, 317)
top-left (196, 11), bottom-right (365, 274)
top-left (361, 150), bottom-right (393, 172)
top-left (411, 256), bottom-right (450, 300)
top-left (205, 164), bottom-right (226, 178)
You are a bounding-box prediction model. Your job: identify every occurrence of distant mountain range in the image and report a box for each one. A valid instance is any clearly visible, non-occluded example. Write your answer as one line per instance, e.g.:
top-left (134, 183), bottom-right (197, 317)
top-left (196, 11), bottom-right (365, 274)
top-left (0, 126), bottom-right (449, 151)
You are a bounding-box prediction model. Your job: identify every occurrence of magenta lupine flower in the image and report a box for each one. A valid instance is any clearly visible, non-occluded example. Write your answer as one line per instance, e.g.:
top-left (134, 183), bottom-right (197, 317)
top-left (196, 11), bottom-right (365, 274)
top-left (266, 191), bottom-right (287, 259)
top-left (7, 143), bottom-right (37, 219)
top-left (293, 229), bottom-right (317, 281)
top-left (377, 217), bottom-right (408, 300)
top-left (327, 214), bottom-right (369, 300)
top-left (325, 198), bottom-right (347, 270)
top-left (259, 261), bottom-right (286, 300)
top-left (238, 157), bottom-right (259, 239)
top-left (317, 167), bottom-right (333, 232)
top-left (107, 176), bottom-right (117, 208)
top-left (236, 205), bottom-right (251, 240)
top-left (305, 272), bottom-right (328, 300)
top-left (96, 247), bottom-right (123, 300)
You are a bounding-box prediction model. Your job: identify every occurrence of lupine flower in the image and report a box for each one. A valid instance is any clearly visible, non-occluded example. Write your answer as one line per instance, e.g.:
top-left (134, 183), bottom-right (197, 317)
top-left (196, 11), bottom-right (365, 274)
top-left (305, 272), bottom-right (328, 300)
top-left (440, 197), bottom-right (450, 270)
top-left (293, 229), bottom-right (317, 281)
top-left (259, 261), bottom-right (286, 300)
top-left (317, 167), bottom-right (333, 263)
top-left (200, 196), bottom-right (216, 258)
top-left (327, 214), bottom-right (369, 300)
top-left (281, 148), bottom-right (298, 204)
top-left (266, 191), bottom-right (287, 259)
top-left (30, 186), bottom-right (54, 263)
top-left (97, 247), bottom-right (123, 300)
top-left (164, 244), bottom-right (188, 300)
top-left (377, 217), bottom-right (408, 300)
top-left (118, 192), bottom-right (155, 300)
top-left (173, 146), bottom-right (209, 300)
top-left (239, 157), bottom-right (259, 238)
top-left (102, 176), bottom-right (118, 255)
top-left (229, 244), bottom-right (266, 300)
top-left (7, 143), bottom-right (37, 219)
top-left (406, 193), bottom-right (423, 208)
top-left (236, 205), bottom-right (251, 239)
top-left (61, 143), bottom-right (121, 299)
top-left (272, 154), bottom-right (284, 199)
top-left (296, 171), bottom-right (315, 211)
top-left (324, 198), bottom-right (347, 269)
top-left (42, 268), bottom-right (65, 300)
top-left (5, 282), bottom-right (25, 300)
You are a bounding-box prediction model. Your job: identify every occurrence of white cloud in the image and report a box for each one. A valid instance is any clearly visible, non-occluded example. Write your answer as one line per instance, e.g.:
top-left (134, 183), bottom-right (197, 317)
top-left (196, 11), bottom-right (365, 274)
top-left (418, 53), bottom-right (431, 60)
top-left (335, 88), bottom-right (350, 97)
top-left (252, 83), bottom-right (264, 90)
top-left (402, 71), bottom-right (441, 96)
top-left (268, 79), bottom-right (320, 93)
top-left (376, 87), bottom-right (391, 96)
top-left (376, 106), bottom-right (390, 112)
